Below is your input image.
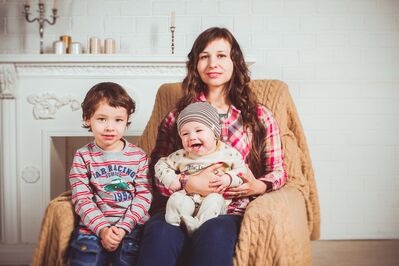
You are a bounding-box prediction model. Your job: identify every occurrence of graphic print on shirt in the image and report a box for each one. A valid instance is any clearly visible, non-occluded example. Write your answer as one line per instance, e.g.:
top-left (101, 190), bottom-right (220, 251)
top-left (94, 164), bottom-right (136, 202)
top-left (182, 162), bottom-right (230, 175)
top-left (92, 164), bottom-right (136, 179)
top-left (104, 177), bottom-right (130, 192)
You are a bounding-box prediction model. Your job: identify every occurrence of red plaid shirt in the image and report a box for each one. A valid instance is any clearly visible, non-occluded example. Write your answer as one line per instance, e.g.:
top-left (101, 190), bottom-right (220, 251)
top-left (151, 93), bottom-right (287, 215)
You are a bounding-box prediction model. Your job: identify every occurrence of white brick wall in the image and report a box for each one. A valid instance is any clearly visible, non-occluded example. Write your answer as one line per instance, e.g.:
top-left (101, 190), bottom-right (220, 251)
top-left (1, 0), bottom-right (399, 240)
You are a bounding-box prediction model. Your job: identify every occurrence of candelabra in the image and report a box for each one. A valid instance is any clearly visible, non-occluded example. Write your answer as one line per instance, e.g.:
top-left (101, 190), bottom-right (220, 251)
top-left (170, 26), bottom-right (176, 54)
top-left (23, 3), bottom-right (58, 54)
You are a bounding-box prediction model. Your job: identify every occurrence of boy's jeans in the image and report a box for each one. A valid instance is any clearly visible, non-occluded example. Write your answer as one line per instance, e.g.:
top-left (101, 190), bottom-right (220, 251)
top-left (68, 225), bottom-right (143, 266)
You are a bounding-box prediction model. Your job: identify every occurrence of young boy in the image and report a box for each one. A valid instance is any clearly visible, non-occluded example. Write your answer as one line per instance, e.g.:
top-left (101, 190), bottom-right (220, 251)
top-left (68, 82), bottom-right (152, 266)
top-left (154, 102), bottom-right (245, 235)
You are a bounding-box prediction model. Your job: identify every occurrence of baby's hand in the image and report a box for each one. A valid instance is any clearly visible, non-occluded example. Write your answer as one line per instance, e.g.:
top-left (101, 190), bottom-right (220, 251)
top-left (209, 174), bottom-right (231, 193)
top-left (169, 179), bottom-right (181, 191)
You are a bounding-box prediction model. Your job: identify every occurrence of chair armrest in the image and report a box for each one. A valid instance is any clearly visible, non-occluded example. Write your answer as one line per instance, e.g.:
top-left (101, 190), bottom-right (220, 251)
top-left (31, 191), bottom-right (76, 266)
top-left (234, 185), bottom-right (312, 266)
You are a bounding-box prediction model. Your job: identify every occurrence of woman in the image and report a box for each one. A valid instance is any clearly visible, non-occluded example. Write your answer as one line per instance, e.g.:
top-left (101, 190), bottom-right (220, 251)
top-left (137, 27), bottom-right (287, 266)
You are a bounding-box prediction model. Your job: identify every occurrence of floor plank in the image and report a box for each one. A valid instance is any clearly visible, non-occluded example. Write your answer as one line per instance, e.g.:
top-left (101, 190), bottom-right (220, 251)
top-left (312, 240), bottom-right (399, 266)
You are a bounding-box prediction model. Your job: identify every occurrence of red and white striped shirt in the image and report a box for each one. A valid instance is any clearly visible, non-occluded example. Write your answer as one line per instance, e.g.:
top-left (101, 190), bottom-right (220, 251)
top-left (70, 139), bottom-right (152, 236)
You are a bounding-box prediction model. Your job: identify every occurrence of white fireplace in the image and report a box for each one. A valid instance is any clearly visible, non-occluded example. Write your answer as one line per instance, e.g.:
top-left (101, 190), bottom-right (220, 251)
top-left (0, 54), bottom-right (188, 263)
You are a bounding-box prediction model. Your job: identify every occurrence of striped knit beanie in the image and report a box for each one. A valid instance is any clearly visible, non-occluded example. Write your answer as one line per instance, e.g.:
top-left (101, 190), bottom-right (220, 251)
top-left (177, 102), bottom-right (221, 138)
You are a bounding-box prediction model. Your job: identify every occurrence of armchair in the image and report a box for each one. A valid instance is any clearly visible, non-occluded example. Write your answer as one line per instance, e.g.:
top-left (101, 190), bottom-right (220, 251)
top-left (31, 79), bottom-right (320, 266)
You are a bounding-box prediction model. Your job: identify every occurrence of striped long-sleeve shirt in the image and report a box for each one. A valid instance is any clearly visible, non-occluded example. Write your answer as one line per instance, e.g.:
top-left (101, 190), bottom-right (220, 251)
top-left (151, 93), bottom-right (287, 215)
top-left (69, 139), bottom-right (152, 236)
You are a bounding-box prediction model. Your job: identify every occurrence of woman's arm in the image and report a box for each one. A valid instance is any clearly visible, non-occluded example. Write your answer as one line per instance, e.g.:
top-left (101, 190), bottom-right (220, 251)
top-left (224, 105), bottom-right (287, 199)
top-left (257, 105), bottom-right (287, 192)
top-left (223, 166), bottom-right (267, 198)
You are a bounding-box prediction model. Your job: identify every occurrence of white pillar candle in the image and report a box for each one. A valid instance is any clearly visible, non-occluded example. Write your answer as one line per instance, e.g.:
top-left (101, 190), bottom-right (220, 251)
top-left (171, 11), bottom-right (176, 27)
top-left (24, 0), bottom-right (30, 6)
top-left (53, 0), bottom-right (59, 9)
top-left (39, 0), bottom-right (45, 5)
top-left (53, 41), bottom-right (66, 54)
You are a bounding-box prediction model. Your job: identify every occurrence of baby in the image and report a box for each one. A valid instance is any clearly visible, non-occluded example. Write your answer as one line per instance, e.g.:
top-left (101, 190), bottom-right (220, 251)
top-left (155, 102), bottom-right (245, 235)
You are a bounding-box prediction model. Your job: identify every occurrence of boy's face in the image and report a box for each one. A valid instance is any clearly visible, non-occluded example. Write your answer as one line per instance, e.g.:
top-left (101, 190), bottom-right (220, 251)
top-left (85, 101), bottom-right (129, 151)
top-left (180, 121), bottom-right (217, 156)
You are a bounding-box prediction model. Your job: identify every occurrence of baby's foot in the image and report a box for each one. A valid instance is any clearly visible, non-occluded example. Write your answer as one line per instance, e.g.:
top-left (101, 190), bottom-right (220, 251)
top-left (181, 215), bottom-right (200, 236)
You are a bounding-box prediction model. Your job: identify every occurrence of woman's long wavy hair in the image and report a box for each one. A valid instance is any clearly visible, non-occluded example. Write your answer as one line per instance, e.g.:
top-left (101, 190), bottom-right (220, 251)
top-left (176, 27), bottom-right (266, 178)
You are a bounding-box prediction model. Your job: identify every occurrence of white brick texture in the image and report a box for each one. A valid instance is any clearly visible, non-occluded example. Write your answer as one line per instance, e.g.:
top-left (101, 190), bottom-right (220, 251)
top-left (0, 0), bottom-right (399, 240)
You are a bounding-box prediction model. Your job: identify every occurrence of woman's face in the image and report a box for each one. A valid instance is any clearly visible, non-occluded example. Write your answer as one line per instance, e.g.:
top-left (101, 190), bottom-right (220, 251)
top-left (197, 38), bottom-right (234, 92)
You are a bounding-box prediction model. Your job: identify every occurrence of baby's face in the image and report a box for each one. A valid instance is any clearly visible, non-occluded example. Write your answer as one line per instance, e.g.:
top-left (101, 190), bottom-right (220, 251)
top-left (179, 121), bottom-right (217, 156)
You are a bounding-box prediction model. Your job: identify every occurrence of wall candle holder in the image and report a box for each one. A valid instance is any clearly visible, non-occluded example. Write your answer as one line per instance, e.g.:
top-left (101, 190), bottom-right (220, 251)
top-left (23, 3), bottom-right (58, 54)
top-left (170, 26), bottom-right (176, 54)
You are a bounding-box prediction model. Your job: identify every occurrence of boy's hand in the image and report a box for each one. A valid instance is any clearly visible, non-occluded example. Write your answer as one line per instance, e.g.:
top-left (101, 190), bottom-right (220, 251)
top-left (209, 174), bottom-right (231, 193)
top-left (100, 227), bottom-right (122, 252)
top-left (113, 226), bottom-right (126, 240)
top-left (169, 179), bottom-right (181, 191)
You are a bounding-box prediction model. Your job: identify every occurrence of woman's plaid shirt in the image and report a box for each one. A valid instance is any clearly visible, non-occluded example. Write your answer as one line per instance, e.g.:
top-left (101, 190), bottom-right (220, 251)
top-left (151, 94), bottom-right (287, 215)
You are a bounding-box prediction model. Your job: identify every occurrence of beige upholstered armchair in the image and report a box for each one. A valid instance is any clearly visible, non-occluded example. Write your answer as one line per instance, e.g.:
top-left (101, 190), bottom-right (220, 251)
top-left (31, 80), bottom-right (320, 266)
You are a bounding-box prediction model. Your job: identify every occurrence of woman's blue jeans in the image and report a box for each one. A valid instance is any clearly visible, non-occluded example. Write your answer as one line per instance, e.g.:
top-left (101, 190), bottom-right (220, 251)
top-left (68, 225), bottom-right (143, 266)
top-left (137, 212), bottom-right (242, 266)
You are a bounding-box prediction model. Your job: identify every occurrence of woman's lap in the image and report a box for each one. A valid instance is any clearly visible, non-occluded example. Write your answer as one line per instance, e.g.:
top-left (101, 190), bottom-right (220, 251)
top-left (137, 212), bottom-right (242, 266)
top-left (190, 214), bottom-right (242, 266)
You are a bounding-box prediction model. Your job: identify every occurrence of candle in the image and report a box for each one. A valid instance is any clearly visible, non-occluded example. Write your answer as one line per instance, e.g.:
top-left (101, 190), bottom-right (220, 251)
top-left (171, 11), bottom-right (176, 27)
top-left (89, 37), bottom-right (101, 54)
top-left (39, 0), bottom-right (45, 4)
top-left (24, 0), bottom-right (30, 6)
top-left (104, 38), bottom-right (116, 54)
top-left (53, 0), bottom-right (59, 9)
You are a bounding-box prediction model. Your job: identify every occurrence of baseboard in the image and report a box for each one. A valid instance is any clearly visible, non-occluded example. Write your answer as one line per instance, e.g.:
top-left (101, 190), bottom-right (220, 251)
top-left (0, 244), bottom-right (35, 265)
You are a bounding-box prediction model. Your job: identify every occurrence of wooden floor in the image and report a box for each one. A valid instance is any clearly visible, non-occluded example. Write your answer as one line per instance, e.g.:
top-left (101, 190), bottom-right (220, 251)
top-left (3, 240), bottom-right (399, 266)
top-left (312, 240), bottom-right (399, 266)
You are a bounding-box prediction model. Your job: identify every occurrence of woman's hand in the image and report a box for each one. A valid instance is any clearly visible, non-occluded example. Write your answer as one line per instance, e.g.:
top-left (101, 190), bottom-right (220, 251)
top-left (223, 166), bottom-right (267, 199)
top-left (209, 173), bottom-right (231, 193)
top-left (184, 163), bottom-right (223, 196)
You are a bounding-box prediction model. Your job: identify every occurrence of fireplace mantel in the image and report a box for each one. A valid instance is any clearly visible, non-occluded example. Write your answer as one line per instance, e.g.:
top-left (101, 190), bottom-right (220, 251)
top-left (0, 54), bottom-right (255, 264)
top-left (0, 54), bottom-right (189, 63)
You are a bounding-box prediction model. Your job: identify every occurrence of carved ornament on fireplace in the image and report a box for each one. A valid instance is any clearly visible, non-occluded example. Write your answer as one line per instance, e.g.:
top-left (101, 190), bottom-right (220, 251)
top-left (0, 64), bottom-right (16, 99)
top-left (21, 166), bottom-right (40, 183)
top-left (16, 65), bottom-right (186, 76)
top-left (27, 93), bottom-right (80, 120)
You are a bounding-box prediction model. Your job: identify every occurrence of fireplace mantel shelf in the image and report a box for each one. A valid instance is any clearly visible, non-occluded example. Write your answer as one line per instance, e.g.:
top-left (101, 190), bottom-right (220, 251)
top-left (0, 54), bottom-right (255, 65)
top-left (0, 54), bottom-right (187, 64)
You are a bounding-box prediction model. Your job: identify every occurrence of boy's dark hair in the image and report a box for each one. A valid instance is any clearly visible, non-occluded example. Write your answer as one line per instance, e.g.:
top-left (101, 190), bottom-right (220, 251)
top-left (81, 82), bottom-right (135, 130)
